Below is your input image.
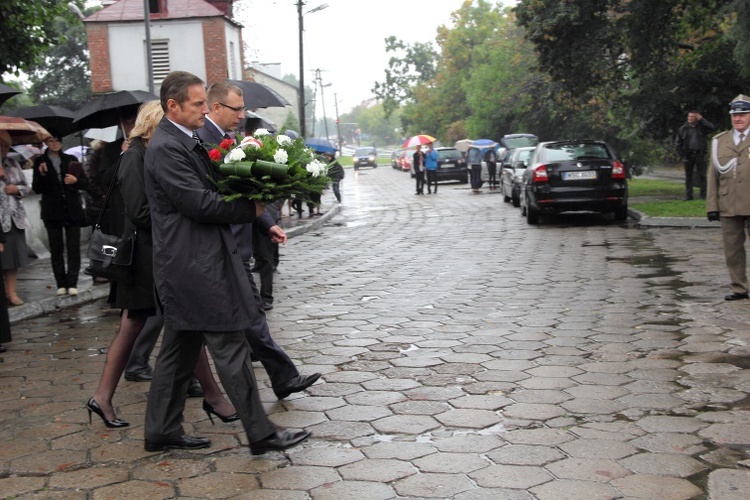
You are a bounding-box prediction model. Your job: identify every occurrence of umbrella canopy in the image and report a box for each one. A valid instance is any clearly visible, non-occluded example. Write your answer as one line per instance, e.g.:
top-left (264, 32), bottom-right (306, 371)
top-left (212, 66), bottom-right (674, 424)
top-left (454, 139), bottom-right (473, 152)
top-left (64, 145), bottom-right (91, 160)
top-left (228, 80), bottom-right (291, 109)
top-left (10, 144), bottom-right (43, 160)
top-left (0, 83), bottom-right (21, 107)
top-left (471, 139), bottom-right (498, 149)
top-left (84, 126), bottom-right (121, 143)
top-left (402, 134), bottom-right (436, 149)
top-left (242, 110), bottom-right (276, 133)
top-left (305, 137), bottom-right (337, 154)
top-left (72, 90), bottom-right (158, 130)
top-left (0, 115), bottom-right (51, 146)
top-left (9, 104), bottom-right (76, 137)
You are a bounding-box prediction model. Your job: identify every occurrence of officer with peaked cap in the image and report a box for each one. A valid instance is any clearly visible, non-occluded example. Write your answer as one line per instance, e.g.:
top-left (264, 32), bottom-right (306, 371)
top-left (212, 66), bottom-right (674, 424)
top-left (707, 94), bottom-right (750, 300)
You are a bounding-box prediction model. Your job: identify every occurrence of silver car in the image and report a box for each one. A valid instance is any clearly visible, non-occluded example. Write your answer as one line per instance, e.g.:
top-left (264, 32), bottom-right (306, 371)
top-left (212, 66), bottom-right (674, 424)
top-left (500, 147), bottom-right (535, 207)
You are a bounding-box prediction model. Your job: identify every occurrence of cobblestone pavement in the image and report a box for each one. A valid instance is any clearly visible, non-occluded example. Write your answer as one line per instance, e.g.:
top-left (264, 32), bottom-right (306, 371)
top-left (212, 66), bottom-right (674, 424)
top-left (2, 167), bottom-right (750, 499)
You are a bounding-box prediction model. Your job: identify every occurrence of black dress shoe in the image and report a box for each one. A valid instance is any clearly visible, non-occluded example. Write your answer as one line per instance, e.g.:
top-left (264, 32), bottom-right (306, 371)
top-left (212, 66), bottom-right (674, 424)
top-left (124, 371), bottom-right (153, 382)
top-left (0, 344), bottom-right (6, 353)
top-left (145, 434), bottom-right (211, 452)
top-left (249, 428), bottom-right (311, 455)
top-left (274, 373), bottom-right (321, 400)
top-left (263, 301), bottom-right (273, 311)
top-left (187, 378), bottom-right (204, 398)
top-left (725, 293), bottom-right (749, 301)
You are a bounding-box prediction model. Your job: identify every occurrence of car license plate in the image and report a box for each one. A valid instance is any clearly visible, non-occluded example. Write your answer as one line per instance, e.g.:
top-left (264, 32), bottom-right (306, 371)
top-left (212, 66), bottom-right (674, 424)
top-left (563, 171), bottom-right (597, 180)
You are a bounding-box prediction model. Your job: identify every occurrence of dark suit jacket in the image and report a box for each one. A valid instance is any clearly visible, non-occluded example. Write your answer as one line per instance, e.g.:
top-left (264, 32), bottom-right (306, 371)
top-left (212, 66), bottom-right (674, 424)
top-left (32, 151), bottom-right (89, 225)
top-left (144, 116), bottom-right (259, 331)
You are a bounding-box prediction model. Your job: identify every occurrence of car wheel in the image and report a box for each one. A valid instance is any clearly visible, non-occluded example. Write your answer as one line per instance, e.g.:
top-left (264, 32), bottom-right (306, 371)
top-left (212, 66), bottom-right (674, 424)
top-left (614, 204), bottom-right (628, 221)
top-left (526, 204), bottom-right (540, 224)
top-left (512, 193), bottom-right (520, 208)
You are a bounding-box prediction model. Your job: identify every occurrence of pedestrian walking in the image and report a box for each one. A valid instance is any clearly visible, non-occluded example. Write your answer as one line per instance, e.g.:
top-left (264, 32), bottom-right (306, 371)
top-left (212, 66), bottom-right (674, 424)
top-left (0, 141), bottom-right (32, 306)
top-left (676, 110), bottom-right (715, 200)
top-left (706, 94), bottom-right (750, 301)
top-left (485, 148), bottom-right (497, 189)
top-left (326, 152), bottom-right (344, 202)
top-left (413, 145), bottom-right (425, 195)
top-left (143, 71), bottom-right (310, 454)
top-left (31, 130), bottom-right (88, 296)
top-left (468, 147), bottom-right (483, 192)
top-left (425, 142), bottom-right (438, 194)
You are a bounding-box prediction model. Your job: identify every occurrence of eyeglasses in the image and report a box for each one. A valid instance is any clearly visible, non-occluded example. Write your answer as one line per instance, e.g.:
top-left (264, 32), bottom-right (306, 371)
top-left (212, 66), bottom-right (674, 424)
top-left (218, 102), bottom-right (246, 113)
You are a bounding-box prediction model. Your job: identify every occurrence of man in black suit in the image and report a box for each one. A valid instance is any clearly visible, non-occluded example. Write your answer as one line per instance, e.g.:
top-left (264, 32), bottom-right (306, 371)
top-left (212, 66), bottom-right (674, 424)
top-left (142, 71), bottom-right (310, 454)
top-left (197, 80), bottom-right (321, 400)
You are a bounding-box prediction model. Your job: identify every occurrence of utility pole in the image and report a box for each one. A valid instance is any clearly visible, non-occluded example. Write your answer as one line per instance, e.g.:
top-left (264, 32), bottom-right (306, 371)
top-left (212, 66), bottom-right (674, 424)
top-left (334, 93), bottom-right (343, 152)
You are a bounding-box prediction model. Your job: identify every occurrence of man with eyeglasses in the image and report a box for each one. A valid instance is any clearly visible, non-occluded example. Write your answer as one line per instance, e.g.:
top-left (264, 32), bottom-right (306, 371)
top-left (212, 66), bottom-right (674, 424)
top-left (197, 81), bottom-right (321, 400)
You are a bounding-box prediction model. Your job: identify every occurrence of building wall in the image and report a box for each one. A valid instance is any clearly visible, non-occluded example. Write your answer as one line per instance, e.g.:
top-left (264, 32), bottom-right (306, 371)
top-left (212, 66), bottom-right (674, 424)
top-left (87, 24), bottom-right (113, 94)
top-left (249, 71), bottom-right (298, 132)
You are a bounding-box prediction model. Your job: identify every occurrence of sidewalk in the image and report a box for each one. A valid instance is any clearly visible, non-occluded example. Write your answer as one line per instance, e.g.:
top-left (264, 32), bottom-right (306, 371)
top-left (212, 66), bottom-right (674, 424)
top-left (8, 201), bottom-right (341, 325)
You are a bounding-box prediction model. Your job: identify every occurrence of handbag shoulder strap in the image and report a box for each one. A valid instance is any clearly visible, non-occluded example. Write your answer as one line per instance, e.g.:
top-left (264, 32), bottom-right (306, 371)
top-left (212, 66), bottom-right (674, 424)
top-left (94, 154), bottom-right (123, 228)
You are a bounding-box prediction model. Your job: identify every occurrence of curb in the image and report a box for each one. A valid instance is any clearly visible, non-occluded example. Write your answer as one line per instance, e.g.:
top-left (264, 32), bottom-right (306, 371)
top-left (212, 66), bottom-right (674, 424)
top-left (8, 203), bottom-right (341, 326)
top-left (629, 207), bottom-right (720, 229)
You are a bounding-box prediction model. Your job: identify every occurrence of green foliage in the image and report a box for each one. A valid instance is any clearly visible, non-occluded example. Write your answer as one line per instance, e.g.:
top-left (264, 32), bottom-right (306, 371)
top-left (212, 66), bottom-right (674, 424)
top-left (339, 102), bottom-right (401, 146)
top-left (631, 199), bottom-right (707, 217)
top-left (282, 111), bottom-right (300, 134)
top-left (628, 178), bottom-right (686, 197)
top-left (0, 0), bottom-right (77, 75)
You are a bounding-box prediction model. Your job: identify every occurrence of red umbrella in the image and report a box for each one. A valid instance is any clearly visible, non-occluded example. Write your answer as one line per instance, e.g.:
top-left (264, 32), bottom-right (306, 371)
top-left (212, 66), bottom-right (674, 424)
top-left (402, 134), bottom-right (436, 148)
top-left (0, 115), bottom-right (51, 146)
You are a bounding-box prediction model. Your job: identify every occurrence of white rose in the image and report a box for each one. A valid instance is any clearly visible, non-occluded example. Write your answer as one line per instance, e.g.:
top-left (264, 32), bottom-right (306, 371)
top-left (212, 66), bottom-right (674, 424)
top-left (254, 128), bottom-right (270, 137)
top-left (306, 159), bottom-right (325, 177)
top-left (273, 149), bottom-right (289, 164)
top-left (276, 134), bottom-right (291, 146)
top-left (225, 147), bottom-right (246, 163)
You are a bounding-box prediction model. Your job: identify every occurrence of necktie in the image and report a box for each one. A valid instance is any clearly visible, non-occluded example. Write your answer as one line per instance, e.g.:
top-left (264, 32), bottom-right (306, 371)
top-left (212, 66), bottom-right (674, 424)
top-left (741, 133), bottom-right (746, 143)
top-left (191, 131), bottom-right (203, 149)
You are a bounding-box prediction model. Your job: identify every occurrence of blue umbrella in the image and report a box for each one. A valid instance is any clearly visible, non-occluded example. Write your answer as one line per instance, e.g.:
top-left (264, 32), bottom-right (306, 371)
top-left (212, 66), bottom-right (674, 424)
top-left (471, 139), bottom-right (498, 149)
top-left (305, 137), bottom-right (337, 154)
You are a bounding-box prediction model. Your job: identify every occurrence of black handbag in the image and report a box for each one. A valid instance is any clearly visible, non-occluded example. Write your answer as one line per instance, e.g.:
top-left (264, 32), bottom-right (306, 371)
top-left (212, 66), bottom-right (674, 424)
top-left (83, 157), bottom-right (136, 284)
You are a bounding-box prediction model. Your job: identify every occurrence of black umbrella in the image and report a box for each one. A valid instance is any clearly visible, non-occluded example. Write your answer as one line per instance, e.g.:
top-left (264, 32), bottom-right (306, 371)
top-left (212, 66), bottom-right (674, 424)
top-left (227, 80), bottom-right (290, 109)
top-left (0, 83), bottom-right (21, 107)
top-left (72, 90), bottom-right (158, 130)
top-left (9, 104), bottom-right (76, 137)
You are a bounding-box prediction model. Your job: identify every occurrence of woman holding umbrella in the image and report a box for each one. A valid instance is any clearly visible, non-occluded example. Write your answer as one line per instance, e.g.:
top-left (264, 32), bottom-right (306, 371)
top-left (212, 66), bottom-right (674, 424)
top-left (0, 141), bottom-right (32, 305)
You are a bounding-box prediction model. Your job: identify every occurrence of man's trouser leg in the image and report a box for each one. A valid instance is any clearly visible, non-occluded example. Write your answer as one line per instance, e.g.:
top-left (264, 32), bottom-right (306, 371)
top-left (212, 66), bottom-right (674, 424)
top-left (722, 216), bottom-right (749, 295)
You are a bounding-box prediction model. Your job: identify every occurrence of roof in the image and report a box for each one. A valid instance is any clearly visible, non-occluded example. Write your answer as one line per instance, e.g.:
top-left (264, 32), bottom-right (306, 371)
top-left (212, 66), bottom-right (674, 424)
top-left (84, 0), bottom-right (228, 23)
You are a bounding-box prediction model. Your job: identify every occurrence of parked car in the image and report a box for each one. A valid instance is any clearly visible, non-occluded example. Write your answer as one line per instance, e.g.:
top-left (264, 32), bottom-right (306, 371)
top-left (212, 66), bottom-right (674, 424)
top-left (520, 140), bottom-right (628, 224)
top-left (436, 147), bottom-right (468, 183)
top-left (498, 133), bottom-right (539, 163)
top-left (353, 147), bottom-right (378, 170)
top-left (500, 146), bottom-right (535, 207)
top-left (391, 149), bottom-right (401, 169)
top-left (398, 150), bottom-right (412, 172)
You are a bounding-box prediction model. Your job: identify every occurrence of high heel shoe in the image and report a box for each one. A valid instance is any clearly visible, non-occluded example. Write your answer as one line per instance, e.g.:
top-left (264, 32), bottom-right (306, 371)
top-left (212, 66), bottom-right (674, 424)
top-left (86, 397), bottom-right (130, 428)
top-left (202, 400), bottom-right (240, 424)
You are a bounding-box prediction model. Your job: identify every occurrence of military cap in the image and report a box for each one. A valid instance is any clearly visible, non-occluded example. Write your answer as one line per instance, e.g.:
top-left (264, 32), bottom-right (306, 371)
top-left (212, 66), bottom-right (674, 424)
top-left (729, 94), bottom-right (750, 114)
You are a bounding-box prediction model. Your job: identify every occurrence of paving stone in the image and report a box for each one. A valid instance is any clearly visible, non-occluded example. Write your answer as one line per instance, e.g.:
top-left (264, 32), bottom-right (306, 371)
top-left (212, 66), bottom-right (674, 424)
top-left (468, 464), bottom-right (553, 489)
top-left (525, 366), bottom-right (583, 378)
top-left (178, 472), bottom-right (261, 498)
top-left (628, 433), bottom-right (706, 455)
top-left (699, 423), bottom-right (750, 448)
top-left (619, 452), bottom-right (706, 477)
top-left (392, 472), bottom-right (475, 498)
top-left (360, 441), bottom-right (437, 460)
top-left (559, 438), bottom-right (637, 460)
top-left (432, 434), bottom-right (506, 453)
top-left (268, 409), bottom-right (329, 428)
top-left (283, 396), bottom-right (346, 412)
top-left (610, 473), bottom-right (703, 499)
top-left (453, 488), bottom-right (535, 500)
top-left (486, 444), bottom-right (565, 466)
top-left (307, 420), bottom-right (375, 441)
top-left (501, 403), bottom-right (567, 420)
top-left (132, 457), bottom-right (211, 482)
top-left (412, 452), bottom-right (490, 474)
top-left (325, 405), bottom-right (392, 422)
top-left (0, 476), bottom-right (49, 498)
top-left (563, 385), bottom-right (629, 400)
top-left (345, 391), bottom-right (407, 407)
top-left (338, 458), bottom-right (416, 482)
top-left (707, 468), bottom-right (750, 500)
top-left (259, 465), bottom-right (341, 490)
top-left (635, 415), bottom-right (707, 433)
top-left (434, 409), bottom-right (500, 429)
top-left (561, 398), bottom-right (626, 415)
top-left (390, 400), bottom-right (452, 415)
top-left (404, 386), bottom-right (468, 401)
top-left (617, 393), bottom-right (684, 411)
top-left (371, 415), bottom-right (441, 434)
top-left (360, 378), bottom-right (421, 391)
top-left (530, 479), bottom-right (621, 500)
top-left (323, 371), bottom-right (379, 384)
top-left (290, 446), bottom-right (365, 467)
top-left (9, 448), bottom-right (87, 475)
top-left (310, 480), bottom-right (397, 500)
top-left (307, 382), bottom-right (364, 398)
top-left (546, 457), bottom-right (630, 482)
top-left (48, 465), bottom-right (130, 490)
top-left (516, 377), bottom-right (577, 390)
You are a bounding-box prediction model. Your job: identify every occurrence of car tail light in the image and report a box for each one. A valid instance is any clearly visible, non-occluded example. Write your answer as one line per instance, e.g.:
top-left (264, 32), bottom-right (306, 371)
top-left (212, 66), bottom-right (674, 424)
top-left (612, 161), bottom-right (626, 179)
top-left (532, 165), bottom-right (548, 183)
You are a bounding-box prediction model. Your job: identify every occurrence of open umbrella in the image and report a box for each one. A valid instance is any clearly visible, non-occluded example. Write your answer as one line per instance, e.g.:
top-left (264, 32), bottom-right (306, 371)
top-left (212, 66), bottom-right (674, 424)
top-left (0, 83), bottom-right (21, 107)
top-left (402, 134), bottom-right (436, 149)
top-left (84, 126), bottom-right (121, 143)
top-left (228, 80), bottom-right (291, 109)
top-left (0, 115), bottom-right (51, 146)
top-left (72, 90), bottom-right (158, 130)
top-left (8, 104), bottom-right (76, 137)
top-left (454, 139), bottom-right (473, 152)
top-left (471, 139), bottom-right (498, 149)
top-left (305, 137), bottom-right (337, 154)
top-left (243, 110), bottom-right (276, 133)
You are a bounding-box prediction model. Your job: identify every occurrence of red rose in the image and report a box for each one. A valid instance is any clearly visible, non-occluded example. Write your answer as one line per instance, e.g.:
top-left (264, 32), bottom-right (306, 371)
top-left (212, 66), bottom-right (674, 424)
top-left (208, 148), bottom-right (222, 161)
top-left (220, 138), bottom-right (234, 150)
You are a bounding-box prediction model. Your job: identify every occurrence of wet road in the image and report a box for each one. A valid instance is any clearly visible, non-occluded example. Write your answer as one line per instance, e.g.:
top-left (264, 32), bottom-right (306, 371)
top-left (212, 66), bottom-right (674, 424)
top-left (2, 166), bottom-right (750, 498)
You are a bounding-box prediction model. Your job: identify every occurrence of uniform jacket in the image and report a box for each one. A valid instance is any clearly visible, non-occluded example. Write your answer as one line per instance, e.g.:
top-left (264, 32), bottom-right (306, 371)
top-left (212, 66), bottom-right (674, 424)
top-left (0, 156), bottom-right (31, 232)
top-left (32, 151), bottom-right (89, 224)
top-left (144, 117), bottom-right (259, 331)
top-left (114, 137), bottom-right (154, 310)
top-left (707, 130), bottom-right (750, 216)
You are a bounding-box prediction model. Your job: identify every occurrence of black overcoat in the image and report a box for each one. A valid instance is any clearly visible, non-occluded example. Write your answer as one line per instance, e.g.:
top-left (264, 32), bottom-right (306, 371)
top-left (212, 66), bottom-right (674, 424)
top-left (31, 151), bottom-right (89, 225)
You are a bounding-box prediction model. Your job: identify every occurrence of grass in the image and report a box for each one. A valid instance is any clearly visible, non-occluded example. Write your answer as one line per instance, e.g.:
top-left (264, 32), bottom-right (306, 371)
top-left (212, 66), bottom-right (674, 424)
top-left (628, 178), bottom-right (707, 217)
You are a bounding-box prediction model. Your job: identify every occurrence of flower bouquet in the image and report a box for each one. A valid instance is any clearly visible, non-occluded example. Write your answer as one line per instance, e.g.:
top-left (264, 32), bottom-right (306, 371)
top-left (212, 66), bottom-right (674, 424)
top-left (207, 128), bottom-right (330, 203)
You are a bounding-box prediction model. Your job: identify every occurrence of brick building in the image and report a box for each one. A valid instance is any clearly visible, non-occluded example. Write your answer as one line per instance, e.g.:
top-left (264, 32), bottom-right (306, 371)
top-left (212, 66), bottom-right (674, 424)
top-left (84, 0), bottom-right (244, 94)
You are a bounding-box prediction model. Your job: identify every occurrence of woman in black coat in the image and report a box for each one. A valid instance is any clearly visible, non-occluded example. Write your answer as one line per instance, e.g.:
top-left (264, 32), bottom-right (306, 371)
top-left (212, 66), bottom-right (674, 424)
top-left (87, 101), bottom-right (238, 427)
top-left (0, 228), bottom-right (10, 353)
top-left (32, 131), bottom-right (89, 295)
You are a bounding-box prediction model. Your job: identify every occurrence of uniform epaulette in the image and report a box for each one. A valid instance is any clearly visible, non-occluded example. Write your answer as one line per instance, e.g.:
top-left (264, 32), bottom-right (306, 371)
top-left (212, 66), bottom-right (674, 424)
top-left (713, 130), bottom-right (731, 140)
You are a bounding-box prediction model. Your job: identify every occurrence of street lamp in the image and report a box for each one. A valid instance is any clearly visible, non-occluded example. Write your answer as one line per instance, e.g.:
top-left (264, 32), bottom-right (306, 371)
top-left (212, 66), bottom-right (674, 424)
top-left (297, 1), bottom-right (328, 139)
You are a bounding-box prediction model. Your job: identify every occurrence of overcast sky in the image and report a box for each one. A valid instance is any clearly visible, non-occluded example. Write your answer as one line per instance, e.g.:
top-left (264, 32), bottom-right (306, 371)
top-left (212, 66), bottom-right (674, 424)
top-left (238, 0), bottom-right (470, 115)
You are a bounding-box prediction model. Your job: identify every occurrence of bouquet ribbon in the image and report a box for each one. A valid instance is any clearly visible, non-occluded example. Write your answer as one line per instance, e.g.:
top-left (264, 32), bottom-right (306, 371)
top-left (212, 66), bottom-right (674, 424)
top-left (219, 160), bottom-right (289, 179)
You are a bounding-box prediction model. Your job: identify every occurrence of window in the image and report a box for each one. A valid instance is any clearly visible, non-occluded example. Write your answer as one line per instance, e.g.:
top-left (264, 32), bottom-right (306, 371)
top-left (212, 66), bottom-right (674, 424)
top-left (229, 42), bottom-right (237, 79)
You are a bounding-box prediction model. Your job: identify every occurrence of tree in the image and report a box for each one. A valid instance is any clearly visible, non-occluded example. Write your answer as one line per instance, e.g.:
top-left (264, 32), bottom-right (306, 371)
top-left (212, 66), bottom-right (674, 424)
top-left (0, 1), bottom-right (78, 76)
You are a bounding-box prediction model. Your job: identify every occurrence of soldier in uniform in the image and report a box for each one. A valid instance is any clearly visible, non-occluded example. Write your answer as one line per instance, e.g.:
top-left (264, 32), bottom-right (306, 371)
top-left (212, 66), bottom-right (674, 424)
top-left (706, 94), bottom-right (750, 300)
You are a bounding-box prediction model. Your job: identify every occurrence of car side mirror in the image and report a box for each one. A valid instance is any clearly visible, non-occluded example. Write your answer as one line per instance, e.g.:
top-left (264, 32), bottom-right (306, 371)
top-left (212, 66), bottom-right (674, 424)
top-left (515, 161), bottom-right (526, 169)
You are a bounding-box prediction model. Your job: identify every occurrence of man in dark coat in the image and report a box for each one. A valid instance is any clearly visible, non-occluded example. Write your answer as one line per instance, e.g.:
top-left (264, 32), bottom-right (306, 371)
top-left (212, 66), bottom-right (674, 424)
top-left (142, 71), bottom-right (310, 454)
top-left (676, 110), bottom-right (715, 200)
top-left (32, 131), bottom-right (89, 295)
top-left (197, 80), bottom-right (320, 399)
